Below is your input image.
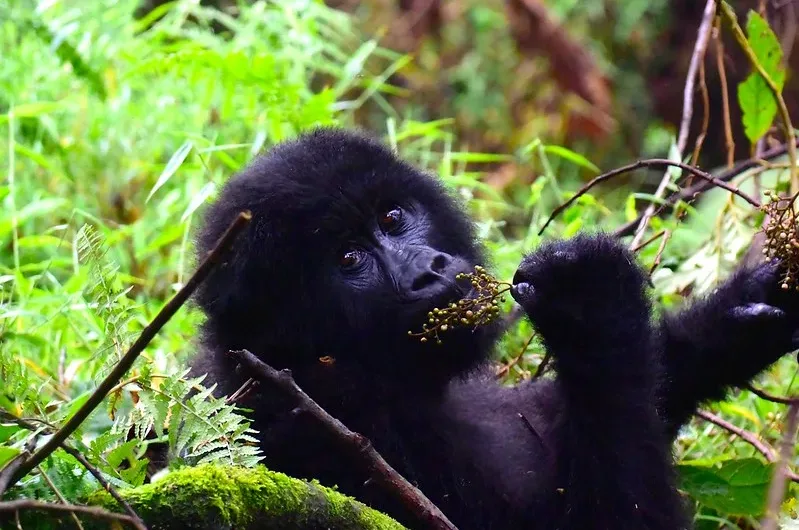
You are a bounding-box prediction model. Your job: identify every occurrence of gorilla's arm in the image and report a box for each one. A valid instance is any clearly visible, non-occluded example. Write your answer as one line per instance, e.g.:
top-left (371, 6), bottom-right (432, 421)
top-left (513, 234), bottom-right (689, 529)
top-left (657, 261), bottom-right (799, 435)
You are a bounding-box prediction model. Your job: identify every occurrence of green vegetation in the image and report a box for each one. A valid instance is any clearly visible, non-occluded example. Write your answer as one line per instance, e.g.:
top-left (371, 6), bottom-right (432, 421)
top-left (0, 0), bottom-right (797, 528)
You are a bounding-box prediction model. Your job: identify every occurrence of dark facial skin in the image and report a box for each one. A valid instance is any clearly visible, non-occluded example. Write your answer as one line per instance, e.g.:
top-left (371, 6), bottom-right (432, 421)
top-left (335, 202), bottom-right (473, 320)
top-left (189, 128), bottom-right (799, 530)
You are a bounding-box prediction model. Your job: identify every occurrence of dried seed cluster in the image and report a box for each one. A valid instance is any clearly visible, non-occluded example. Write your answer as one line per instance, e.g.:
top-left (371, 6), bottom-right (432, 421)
top-left (762, 192), bottom-right (799, 291)
top-left (408, 265), bottom-right (511, 344)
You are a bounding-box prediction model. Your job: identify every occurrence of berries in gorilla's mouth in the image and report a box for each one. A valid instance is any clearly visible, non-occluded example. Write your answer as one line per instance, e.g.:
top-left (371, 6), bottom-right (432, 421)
top-left (408, 266), bottom-right (511, 344)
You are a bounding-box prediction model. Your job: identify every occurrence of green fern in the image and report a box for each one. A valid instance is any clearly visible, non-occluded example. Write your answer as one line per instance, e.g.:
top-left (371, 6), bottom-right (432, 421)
top-left (75, 224), bottom-right (137, 367)
top-left (123, 369), bottom-right (262, 468)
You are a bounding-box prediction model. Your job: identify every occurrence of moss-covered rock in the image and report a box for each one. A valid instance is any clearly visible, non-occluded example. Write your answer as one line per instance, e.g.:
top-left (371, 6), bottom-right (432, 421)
top-left (85, 464), bottom-right (406, 530)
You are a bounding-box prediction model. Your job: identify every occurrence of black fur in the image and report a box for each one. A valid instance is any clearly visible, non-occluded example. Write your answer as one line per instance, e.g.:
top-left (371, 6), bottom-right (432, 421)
top-left (190, 128), bottom-right (799, 529)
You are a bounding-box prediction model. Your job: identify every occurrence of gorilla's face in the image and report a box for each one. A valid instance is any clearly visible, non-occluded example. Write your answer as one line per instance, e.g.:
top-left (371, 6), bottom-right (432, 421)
top-left (196, 128), bottom-right (496, 382)
top-left (333, 200), bottom-right (475, 326)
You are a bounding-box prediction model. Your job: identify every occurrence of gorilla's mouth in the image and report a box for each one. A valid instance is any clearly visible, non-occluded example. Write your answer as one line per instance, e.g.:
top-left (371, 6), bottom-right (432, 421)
top-left (403, 273), bottom-right (478, 327)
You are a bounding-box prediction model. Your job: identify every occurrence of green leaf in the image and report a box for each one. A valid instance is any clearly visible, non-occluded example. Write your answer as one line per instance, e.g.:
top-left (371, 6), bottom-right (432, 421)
top-left (737, 11), bottom-right (786, 143)
top-left (147, 141), bottom-right (193, 203)
top-left (679, 458), bottom-right (772, 516)
top-left (0, 198), bottom-right (68, 239)
top-left (746, 12), bottom-right (786, 83)
top-left (0, 423), bottom-right (22, 444)
top-left (181, 182), bottom-right (217, 223)
top-left (624, 194), bottom-right (637, 222)
top-left (0, 101), bottom-right (69, 120)
top-left (61, 391), bottom-right (91, 423)
top-left (0, 447), bottom-right (21, 469)
top-left (106, 439), bottom-right (139, 469)
top-left (542, 145), bottom-right (600, 173)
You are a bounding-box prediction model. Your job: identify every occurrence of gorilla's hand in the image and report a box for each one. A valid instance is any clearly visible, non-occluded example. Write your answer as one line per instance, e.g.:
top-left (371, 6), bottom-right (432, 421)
top-left (712, 260), bottom-right (799, 355)
top-left (510, 234), bottom-right (651, 360)
top-left (657, 259), bottom-right (799, 435)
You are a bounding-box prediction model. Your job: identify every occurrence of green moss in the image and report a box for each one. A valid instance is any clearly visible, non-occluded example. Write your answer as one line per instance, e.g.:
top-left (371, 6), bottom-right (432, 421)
top-left (84, 464), bottom-right (406, 530)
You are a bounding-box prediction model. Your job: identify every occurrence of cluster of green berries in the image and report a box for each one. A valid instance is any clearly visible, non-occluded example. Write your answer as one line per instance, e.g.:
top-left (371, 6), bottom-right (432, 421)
top-left (762, 192), bottom-right (799, 291)
top-left (408, 265), bottom-right (510, 344)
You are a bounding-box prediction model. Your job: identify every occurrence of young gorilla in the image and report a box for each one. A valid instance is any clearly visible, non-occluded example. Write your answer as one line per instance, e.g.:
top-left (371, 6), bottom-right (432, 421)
top-left (190, 128), bottom-right (799, 530)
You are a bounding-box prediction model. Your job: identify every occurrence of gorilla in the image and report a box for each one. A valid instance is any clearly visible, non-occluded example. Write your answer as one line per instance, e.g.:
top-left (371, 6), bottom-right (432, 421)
top-left (189, 128), bottom-right (799, 529)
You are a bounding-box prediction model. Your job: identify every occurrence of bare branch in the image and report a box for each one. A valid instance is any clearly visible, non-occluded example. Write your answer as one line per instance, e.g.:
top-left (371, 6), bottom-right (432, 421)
top-left (697, 409), bottom-right (799, 483)
top-left (37, 465), bottom-right (85, 530)
top-left (613, 140), bottom-right (799, 238)
top-left (496, 332), bottom-right (537, 379)
top-left (8, 211), bottom-right (252, 487)
top-left (531, 350), bottom-right (552, 381)
top-left (631, 230), bottom-right (666, 253)
top-left (0, 500), bottom-right (146, 530)
top-left (2, 388), bottom-right (145, 527)
top-left (630, 0), bottom-right (717, 248)
top-left (697, 410), bottom-right (777, 460)
top-left (230, 348), bottom-right (458, 530)
top-left (714, 20), bottom-right (736, 169)
top-left (745, 384), bottom-right (798, 405)
top-left (539, 158), bottom-right (760, 235)
top-left (648, 229), bottom-right (672, 275)
top-left (690, 53), bottom-right (711, 165)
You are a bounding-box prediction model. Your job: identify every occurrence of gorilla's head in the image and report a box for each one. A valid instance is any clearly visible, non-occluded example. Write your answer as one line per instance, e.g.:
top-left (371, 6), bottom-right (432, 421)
top-left (195, 128), bottom-right (498, 385)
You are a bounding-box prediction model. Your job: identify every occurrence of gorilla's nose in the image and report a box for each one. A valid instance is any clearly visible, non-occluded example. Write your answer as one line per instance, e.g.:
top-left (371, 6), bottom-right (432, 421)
top-left (410, 252), bottom-right (453, 294)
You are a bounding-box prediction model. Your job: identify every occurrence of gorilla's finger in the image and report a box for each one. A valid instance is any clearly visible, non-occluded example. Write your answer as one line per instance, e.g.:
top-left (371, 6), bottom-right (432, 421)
top-left (729, 303), bottom-right (785, 321)
top-left (511, 282), bottom-right (535, 305)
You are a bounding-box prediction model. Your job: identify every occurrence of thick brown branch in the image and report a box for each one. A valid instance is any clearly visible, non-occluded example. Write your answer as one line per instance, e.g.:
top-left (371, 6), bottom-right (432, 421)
top-left (539, 158), bottom-right (760, 235)
top-left (229, 348), bottom-right (458, 530)
top-left (0, 499), bottom-right (146, 530)
top-left (9, 211), bottom-right (252, 486)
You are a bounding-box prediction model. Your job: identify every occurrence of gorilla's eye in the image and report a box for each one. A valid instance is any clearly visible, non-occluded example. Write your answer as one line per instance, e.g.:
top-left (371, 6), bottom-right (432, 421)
top-left (340, 249), bottom-right (361, 269)
top-left (379, 206), bottom-right (403, 231)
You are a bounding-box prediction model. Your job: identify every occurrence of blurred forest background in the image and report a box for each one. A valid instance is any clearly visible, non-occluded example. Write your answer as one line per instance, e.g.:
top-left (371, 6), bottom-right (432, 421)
top-left (2, 0), bottom-right (799, 528)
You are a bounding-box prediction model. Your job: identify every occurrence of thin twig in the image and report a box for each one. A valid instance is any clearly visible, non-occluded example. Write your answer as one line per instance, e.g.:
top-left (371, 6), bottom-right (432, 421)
top-left (648, 229), bottom-right (672, 275)
top-left (697, 409), bottom-right (799, 483)
top-left (630, 0), bottom-right (717, 248)
top-left (718, 1), bottom-right (798, 194)
top-left (690, 53), bottom-right (711, 165)
top-left (539, 158), bottom-right (760, 235)
top-left (496, 333), bottom-right (537, 378)
top-left (714, 19), bottom-right (735, 169)
top-left (697, 410), bottom-right (777, 460)
top-left (0, 500), bottom-right (145, 530)
top-left (2, 399), bottom-right (146, 526)
top-left (229, 348), bottom-right (458, 530)
top-left (37, 465), bottom-right (85, 530)
top-left (631, 230), bottom-right (666, 253)
top-left (745, 384), bottom-right (797, 405)
top-left (531, 350), bottom-right (552, 380)
top-left (9, 211), bottom-right (252, 486)
top-left (761, 400), bottom-right (799, 530)
top-left (613, 140), bottom-right (799, 238)
top-left (226, 378), bottom-right (258, 404)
